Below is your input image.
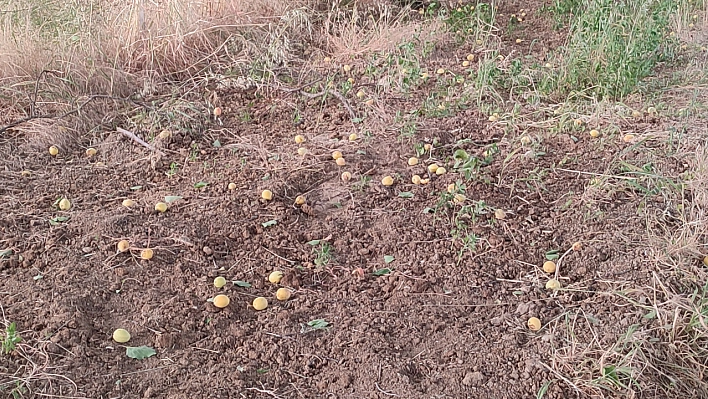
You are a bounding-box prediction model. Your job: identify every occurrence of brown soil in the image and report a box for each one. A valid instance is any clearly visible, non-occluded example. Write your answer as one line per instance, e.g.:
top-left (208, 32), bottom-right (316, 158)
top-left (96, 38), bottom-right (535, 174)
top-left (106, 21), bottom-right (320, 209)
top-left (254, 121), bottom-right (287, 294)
top-left (0, 2), bottom-right (695, 399)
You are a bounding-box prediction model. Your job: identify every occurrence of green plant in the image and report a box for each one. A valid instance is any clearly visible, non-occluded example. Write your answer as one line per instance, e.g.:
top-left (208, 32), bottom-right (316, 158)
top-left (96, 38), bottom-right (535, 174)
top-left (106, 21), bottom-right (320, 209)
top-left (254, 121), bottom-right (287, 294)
top-left (166, 162), bottom-right (179, 177)
top-left (2, 322), bottom-right (21, 354)
top-left (307, 240), bottom-right (333, 267)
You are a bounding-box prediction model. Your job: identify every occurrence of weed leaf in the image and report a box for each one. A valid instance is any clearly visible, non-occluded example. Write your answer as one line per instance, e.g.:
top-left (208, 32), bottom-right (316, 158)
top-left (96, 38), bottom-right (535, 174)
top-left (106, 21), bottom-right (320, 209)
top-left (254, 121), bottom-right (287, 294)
top-left (126, 346), bottom-right (156, 360)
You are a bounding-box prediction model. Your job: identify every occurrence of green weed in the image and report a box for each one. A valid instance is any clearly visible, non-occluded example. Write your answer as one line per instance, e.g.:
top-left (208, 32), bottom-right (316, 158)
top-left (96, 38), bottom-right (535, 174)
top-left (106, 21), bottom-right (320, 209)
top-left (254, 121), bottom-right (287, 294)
top-left (2, 322), bottom-right (21, 354)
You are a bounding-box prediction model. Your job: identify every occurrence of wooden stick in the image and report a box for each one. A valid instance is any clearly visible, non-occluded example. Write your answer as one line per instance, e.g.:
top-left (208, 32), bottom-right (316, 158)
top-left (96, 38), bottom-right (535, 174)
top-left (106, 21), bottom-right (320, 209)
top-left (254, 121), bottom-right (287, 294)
top-left (116, 127), bottom-right (165, 156)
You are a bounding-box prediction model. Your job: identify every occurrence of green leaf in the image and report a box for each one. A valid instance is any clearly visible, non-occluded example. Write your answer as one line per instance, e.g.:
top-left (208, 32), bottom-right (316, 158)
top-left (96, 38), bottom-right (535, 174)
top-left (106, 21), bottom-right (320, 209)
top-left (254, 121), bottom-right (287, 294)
top-left (130, 185), bottom-right (142, 190)
top-left (356, 150), bottom-right (367, 155)
top-left (262, 220), bottom-right (277, 228)
top-left (212, 139), bottom-right (222, 148)
top-left (398, 192), bottom-right (414, 198)
top-left (301, 318), bottom-right (330, 333)
top-left (194, 182), bottom-right (208, 189)
top-left (164, 195), bottom-right (183, 203)
top-left (423, 207), bottom-right (434, 214)
top-left (352, 117), bottom-right (364, 124)
top-left (643, 309), bottom-right (657, 319)
top-left (545, 249), bottom-right (560, 260)
top-left (537, 380), bottom-right (553, 399)
top-left (0, 249), bottom-right (12, 258)
top-left (126, 346), bottom-right (156, 359)
top-left (373, 268), bottom-right (392, 276)
top-left (306, 239), bottom-right (321, 246)
top-left (49, 216), bottom-right (69, 226)
top-left (453, 149), bottom-right (469, 161)
top-left (383, 255), bottom-right (395, 264)
top-left (234, 280), bottom-right (251, 287)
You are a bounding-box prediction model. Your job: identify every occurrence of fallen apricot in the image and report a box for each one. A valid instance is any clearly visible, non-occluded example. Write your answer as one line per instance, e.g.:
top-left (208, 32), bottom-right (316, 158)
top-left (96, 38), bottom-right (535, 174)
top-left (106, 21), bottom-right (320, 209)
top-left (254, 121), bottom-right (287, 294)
top-left (453, 194), bottom-right (465, 203)
top-left (347, 77), bottom-right (355, 84)
top-left (494, 209), bottom-right (506, 220)
top-left (276, 288), bottom-right (292, 301)
top-left (155, 202), bottom-right (167, 212)
top-left (213, 294), bottom-right (230, 308)
top-left (140, 248), bottom-right (154, 260)
top-left (466, 54), bottom-right (474, 61)
top-left (297, 147), bottom-right (307, 156)
top-left (112, 328), bottom-right (131, 343)
top-left (435, 167), bottom-right (447, 175)
top-left (253, 297), bottom-right (268, 311)
top-left (462, 60), bottom-right (470, 67)
top-left (408, 157), bottom-right (419, 166)
top-left (214, 276), bottom-right (226, 288)
top-left (572, 242), bottom-right (582, 251)
top-left (623, 134), bottom-right (635, 143)
top-left (86, 148), bottom-right (97, 157)
top-left (158, 130), bottom-right (171, 139)
top-left (545, 279), bottom-right (561, 290)
top-left (122, 199), bottom-right (135, 207)
top-left (436, 68), bottom-right (445, 75)
top-left (228, 183), bottom-right (237, 190)
top-left (295, 135), bottom-right (306, 144)
top-left (364, 99), bottom-right (374, 106)
top-left (213, 107), bottom-right (222, 117)
top-left (349, 133), bottom-right (358, 141)
top-left (343, 64), bottom-right (352, 72)
top-left (341, 171), bottom-right (352, 182)
top-left (428, 164), bottom-right (439, 173)
top-left (269, 270), bottom-right (284, 284)
top-left (294, 196), bottom-right (306, 205)
top-left (412, 175), bottom-right (422, 185)
top-left (527, 317), bottom-right (541, 331)
top-left (423, 143), bottom-right (432, 152)
top-left (356, 90), bottom-right (365, 99)
top-left (336, 157), bottom-right (346, 166)
top-left (542, 261), bottom-right (556, 273)
top-left (261, 190), bottom-right (273, 200)
top-left (117, 240), bottom-right (130, 253)
top-left (420, 178), bottom-right (430, 184)
top-left (703, 256), bottom-right (708, 267)
top-left (332, 151), bottom-right (343, 160)
top-left (589, 129), bottom-right (600, 138)
top-left (59, 198), bottom-right (71, 211)
top-left (447, 183), bottom-right (456, 193)
top-left (381, 176), bottom-right (394, 186)
top-left (49, 146), bottom-right (59, 156)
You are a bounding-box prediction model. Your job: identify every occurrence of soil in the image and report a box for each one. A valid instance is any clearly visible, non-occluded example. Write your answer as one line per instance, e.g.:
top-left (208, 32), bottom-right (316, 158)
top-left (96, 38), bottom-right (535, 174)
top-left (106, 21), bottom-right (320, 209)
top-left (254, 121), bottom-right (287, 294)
top-left (0, 2), bottom-right (689, 399)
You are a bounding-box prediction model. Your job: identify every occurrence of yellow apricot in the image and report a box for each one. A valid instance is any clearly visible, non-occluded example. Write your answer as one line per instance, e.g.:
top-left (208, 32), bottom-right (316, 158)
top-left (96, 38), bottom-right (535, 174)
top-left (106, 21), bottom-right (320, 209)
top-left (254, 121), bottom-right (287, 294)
top-left (214, 276), bottom-right (226, 288)
top-left (213, 294), bottom-right (230, 308)
top-left (545, 279), bottom-right (561, 290)
top-left (336, 157), bottom-right (346, 166)
top-left (527, 317), bottom-right (541, 331)
top-left (253, 297), bottom-right (268, 311)
top-left (428, 164), bottom-right (439, 173)
top-left (408, 157), bottom-right (419, 166)
top-left (435, 167), bottom-right (447, 175)
top-left (295, 135), bottom-right (306, 144)
top-left (349, 133), bottom-right (358, 141)
top-left (158, 130), bottom-right (171, 139)
top-left (494, 209), bottom-right (506, 220)
top-left (117, 240), bottom-right (130, 253)
top-left (294, 196), bottom-right (306, 205)
top-left (261, 190), bottom-right (273, 200)
top-left (381, 176), bottom-right (394, 186)
top-left (572, 242), bottom-right (582, 251)
top-left (542, 261), bottom-right (556, 273)
top-left (213, 107), bottom-right (222, 117)
top-left (466, 54), bottom-right (474, 61)
top-left (59, 198), bottom-right (71, 210)
top-left (112, 329), bottom-right (131, 343)
top-left (412, 175), bottom-right (422, 185)
top-left (155, 202), bottom-right (167, 212)
top-left (341, 172), bottom-right (352, 182)
top-left (140, 249), bottom-right (154, 260)
top-left (49, 146), bottom-right (59, 156)
top-left (589, 129), bottom-right (600, 138)
top-left (297, 147), bottom-right (307, 156)
top-left (228, 183), bottom-right (237, 190)
top-left (86, 148), bottom-right (97, 157)
top-left (122, 199), bottom-right (135, 207)
top-left (269, 271), bottom-right (284, 284)
top-left (276, 288), bottom-right (292, 301)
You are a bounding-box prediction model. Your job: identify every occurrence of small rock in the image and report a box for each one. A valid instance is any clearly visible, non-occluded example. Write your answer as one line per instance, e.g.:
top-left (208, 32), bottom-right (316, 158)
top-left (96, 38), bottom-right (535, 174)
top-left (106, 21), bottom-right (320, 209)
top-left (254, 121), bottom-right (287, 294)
top-left (203, 246), bottom-right (213, 255)
top-left (462, 371), bottom-right (484, 386)
top-left (82, 247), bottom-right (93, 254)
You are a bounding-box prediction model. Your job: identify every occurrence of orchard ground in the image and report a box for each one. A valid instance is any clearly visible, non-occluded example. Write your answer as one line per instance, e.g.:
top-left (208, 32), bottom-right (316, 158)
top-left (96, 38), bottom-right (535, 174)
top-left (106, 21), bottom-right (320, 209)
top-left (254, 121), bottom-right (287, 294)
top-left (1, 0), bottom-right (708, 398)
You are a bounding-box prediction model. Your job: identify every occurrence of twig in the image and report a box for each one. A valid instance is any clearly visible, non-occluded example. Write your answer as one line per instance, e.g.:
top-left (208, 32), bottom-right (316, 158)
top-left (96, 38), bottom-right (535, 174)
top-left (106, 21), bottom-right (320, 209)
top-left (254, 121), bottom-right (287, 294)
top-left (261, 246), bottom-right (296, 264)
top-left (374, 382), bottom-right (398, 397)
top-left (116, 127), bottom-right (165, 156)
top-left (538, 361), bottom-right (582, 394)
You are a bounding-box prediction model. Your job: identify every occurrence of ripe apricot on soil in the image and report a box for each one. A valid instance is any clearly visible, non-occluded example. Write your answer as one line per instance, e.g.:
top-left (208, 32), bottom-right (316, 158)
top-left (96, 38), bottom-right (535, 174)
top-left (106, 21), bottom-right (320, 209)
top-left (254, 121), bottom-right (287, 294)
top-left (213, 294), bottom-right (230, 308)
top-left (356, 90), bottom-right (365, 99)
top-left (572, 241), bottom-right (582, 251)
top-left (542, 261), bottom-right (556, 273)
top-left (545, 279), bottom-right (561, 290)
top-left (140, 249), bottom-right (154, 260)
top-left (347, 77), bottom-right (355, 84)
top-left (420, 178), bottom-right (430, 184)
top-left (49, 146), bottom-right (59, 156)
top-left (435, 167), bottom-right (447, 175)
top-left (462, 60), bottom-right (470, 67)
top-left (453, 194), bottom-right (466, 203)
top-left (623, 134), bottom-right (635, 143)
top-left (341, 171), bottom-right (352, 182)
top-left (574, 119), bottom-right (583, 126)
top-left (428, 164), bottom-right (439, 173)
top-left (332, 151), bottom-right (343, 160)
top-left (59, 198), bottom-right (71, 211)
top-left (324, 56), bottom-right (331, 63)
top-left (213, 107), bottom-right (222, 117)
top-left (86, 148), bottom-right (97, 157)
top-left (408, 157), bottom-right (419, 166)
top-left (269, 271), bottom-right (284, 284)
top-left (155, 202), bottom-right (167, 212)
top-left (261, 190), bottom-right (273, 200)
top-left (295, 196), bottom-right (306, 205)
top-left (21, 170), bottom-right (31, 177)
top-left (466, 54), bottom-right (474, 61)
top-left (412, 175), bottom-right (422, 185)
top-left (228, 183), bottom-right (237, 190)
top-left (253, 297), bottom-right (268, 311)
top-left (343, 64), bottom-right (352, 72)
top-left (364, 99), bottom-right (374, 106)
top-left (589, 129), bottom-right (600, 138)
top-left (488, 114), bottom-right (498, 122)
top-left (117, 240), bottom-right (130, 253)
top-left (527, 317), bottom-right (542, 332)
top-left (423, 143), bottom-right (432, 152)
top-left (349, 133), bottom-right (358, 141)
top-left (703, 256), bottom-right (708, 267)
top-left (421, 72), bottom-right (429, 79)
top-left (122, 199), bottom-right (135, 207)
top-left (632, 110), bottom-right (642, 118)
top-left (436, 68), bottom-right (445, 75)
top-left (336, 157), bottom-right (346, 166)
top-left (276, 288), bottom-right (292, 301)
top-left (297, 147), bottom-right (307, 156)
top-left (214, 276), bottom-right (226, 288)
top-left (294, 135), bottom-right (306, 144)
top-left (494, 209), bottom-right (507, 220)
top-left (447, 183), bottom-right (456, 193)
top-left (112, 329), bottom-right (131, 343)
top-left (158, 130), bottom-right (171, 139)
top-left (381, 176), bottom-right (394, 186)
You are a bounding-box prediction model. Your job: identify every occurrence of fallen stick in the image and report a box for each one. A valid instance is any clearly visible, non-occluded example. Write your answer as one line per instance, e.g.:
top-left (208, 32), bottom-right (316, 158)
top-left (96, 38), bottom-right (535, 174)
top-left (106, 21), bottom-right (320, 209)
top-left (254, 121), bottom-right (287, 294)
top-left (116, 127), bottom-right (165, 156)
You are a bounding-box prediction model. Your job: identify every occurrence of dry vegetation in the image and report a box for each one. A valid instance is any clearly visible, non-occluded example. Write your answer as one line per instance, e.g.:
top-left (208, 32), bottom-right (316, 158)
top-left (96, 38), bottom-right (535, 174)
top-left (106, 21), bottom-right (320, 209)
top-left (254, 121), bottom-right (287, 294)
top-left (2, 0), bottom-right (708, 398)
